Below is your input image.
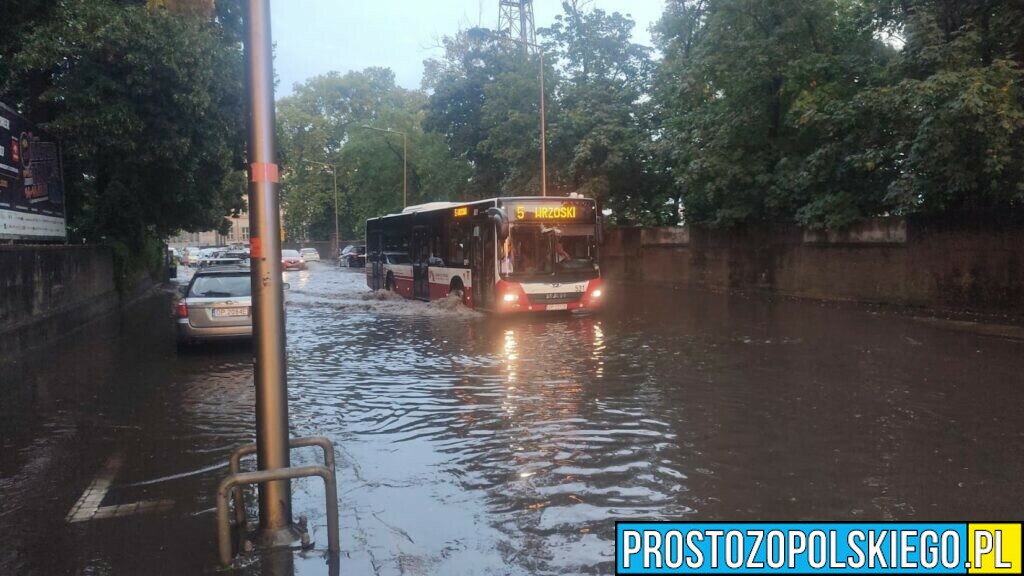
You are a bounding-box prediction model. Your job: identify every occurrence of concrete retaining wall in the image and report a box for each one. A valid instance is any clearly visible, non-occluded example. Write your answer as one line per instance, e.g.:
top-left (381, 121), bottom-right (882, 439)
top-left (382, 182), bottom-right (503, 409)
top-left (0, 245), bottom-right (120, 363)
top-left (602, 218), bottom-right (1024, 315)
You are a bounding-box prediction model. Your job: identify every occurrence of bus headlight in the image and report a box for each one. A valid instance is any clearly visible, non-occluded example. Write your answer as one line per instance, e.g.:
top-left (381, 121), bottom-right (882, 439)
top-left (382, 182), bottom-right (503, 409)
top-left (591, 289), bottom-right (602, 299)
top-left (503, 293), bottom-right (519, 303)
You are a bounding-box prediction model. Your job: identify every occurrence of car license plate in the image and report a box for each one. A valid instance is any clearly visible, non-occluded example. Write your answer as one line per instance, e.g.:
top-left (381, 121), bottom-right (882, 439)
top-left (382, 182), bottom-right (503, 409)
top-left (214, 307), bottom-right (249, 318)
top-left (547, 304), bottom-right (568, 311)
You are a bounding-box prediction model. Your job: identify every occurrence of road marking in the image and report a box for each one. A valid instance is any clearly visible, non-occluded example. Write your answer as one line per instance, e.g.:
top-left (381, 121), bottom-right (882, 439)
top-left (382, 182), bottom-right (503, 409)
top-left (66, 454), bottom-right (174, 523)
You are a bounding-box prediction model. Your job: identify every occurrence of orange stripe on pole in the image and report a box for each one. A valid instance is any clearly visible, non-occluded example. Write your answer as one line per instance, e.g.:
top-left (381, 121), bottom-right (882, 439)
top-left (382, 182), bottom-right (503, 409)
top-left (250, 162), bottom-right (279, 183)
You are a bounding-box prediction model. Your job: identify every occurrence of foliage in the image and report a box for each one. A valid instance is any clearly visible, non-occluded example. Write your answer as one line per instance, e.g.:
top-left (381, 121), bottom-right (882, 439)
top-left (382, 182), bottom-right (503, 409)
top-left (108, 234), bottom-right (165, 296)
top-left (422, 9), bottom-right (677, 226)
top-left (654, 0), bottom-right (889, 227)
top-left (147, 0), bottom-right (215, 19)
top-left (3, 0), bottom-right (247, 250)
top-left (654, 0), bottom-right (1024, 229)
top-left (277, 70), bottom-right (471, 241)
top-left (423, 29), bottom-right (553, 198)
top-left (6, 0), bottom-right (1022, 240)
top-left (872, 0), bottom-right (1024, 219)
top-left (543, 2), bottom-right (676, 225)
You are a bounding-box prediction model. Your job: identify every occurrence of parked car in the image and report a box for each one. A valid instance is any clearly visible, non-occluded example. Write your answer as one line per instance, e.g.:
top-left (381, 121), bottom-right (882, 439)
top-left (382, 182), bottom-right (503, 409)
top-left (339, 245), bottom-right (366, 268)
top-left (300, 248), bottom-right (321, 262)
top-left (198, 257), bottom-right (247, 269)
top-left (221, 250), bottom-right (251, 265)
top-left (175, 266), bottom-right (289, 350)
top-left (183, 247), bottom-right (202, 266)
top-left (281, 249), bottom-right (305, 271)
top-left (194, 247), bottom-right (221, 267)
top-left (175, 266), bottom-right (253, 349)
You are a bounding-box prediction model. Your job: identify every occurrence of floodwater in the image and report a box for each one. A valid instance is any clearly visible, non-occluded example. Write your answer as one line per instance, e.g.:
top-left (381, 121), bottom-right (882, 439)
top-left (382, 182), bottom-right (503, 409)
top-left (2, 264), bottom-right (1023, 575)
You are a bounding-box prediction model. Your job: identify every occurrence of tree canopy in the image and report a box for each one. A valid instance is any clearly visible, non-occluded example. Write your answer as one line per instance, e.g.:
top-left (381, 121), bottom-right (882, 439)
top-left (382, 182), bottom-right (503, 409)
top-left (6, 0), bottom-right (1022, 247)
top-left (655, 0), bottom-right (1024, 228)
top-left (1, 0), bottom-right (247, 247)
top-left (277, 69), bottom-right (471, 241)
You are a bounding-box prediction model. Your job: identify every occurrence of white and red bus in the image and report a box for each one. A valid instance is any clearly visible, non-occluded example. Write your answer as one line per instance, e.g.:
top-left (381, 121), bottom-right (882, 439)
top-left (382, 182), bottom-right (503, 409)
top-left (366, 196), bottom-right (604, 313)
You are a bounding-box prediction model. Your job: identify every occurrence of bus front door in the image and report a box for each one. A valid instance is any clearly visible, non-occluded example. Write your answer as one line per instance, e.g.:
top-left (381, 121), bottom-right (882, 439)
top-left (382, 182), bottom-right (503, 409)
top-left (368, 231), bottom-right (384, 290)
top-left (412, 226), bottom-right (430, 300)
top-left (471, 223), bottom-right (495, 309)
top-left (414, 265), bottom-right (429, 300)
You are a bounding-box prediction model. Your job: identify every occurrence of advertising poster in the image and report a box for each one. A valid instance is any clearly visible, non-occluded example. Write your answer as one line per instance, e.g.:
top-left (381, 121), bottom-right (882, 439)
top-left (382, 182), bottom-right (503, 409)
top-left (0, 101), bottom-right (66, 241)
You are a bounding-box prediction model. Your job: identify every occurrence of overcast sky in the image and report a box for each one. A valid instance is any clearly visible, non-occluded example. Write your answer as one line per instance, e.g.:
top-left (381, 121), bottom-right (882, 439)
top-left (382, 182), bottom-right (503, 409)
top-left (270, 0), bottom-right (667, 95)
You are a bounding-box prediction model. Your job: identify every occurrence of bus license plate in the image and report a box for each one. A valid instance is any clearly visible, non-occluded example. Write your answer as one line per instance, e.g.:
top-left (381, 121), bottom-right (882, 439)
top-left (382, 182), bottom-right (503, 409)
top-left (546, 304), bottom-right (568, 311)
top-left (214, 307), bottom-right (249, 317)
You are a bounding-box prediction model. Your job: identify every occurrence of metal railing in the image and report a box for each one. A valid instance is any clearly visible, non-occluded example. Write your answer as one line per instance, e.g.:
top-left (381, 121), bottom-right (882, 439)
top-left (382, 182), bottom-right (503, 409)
top-left (217, 436), bottom-right (340, 567)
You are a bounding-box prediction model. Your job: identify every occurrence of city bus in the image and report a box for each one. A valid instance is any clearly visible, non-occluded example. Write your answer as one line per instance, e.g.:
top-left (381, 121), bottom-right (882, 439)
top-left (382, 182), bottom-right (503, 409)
top-left (366, 196), bottom-right (604, 313)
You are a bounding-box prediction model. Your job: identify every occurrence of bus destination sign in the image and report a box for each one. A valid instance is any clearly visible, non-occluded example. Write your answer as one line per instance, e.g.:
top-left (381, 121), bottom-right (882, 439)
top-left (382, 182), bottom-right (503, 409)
top-left (508, 200), bottom-right (593, 222)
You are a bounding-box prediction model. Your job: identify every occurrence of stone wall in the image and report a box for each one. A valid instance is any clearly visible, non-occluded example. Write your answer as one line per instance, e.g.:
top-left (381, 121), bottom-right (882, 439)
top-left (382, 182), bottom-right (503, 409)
top-left (0, 245), bottom-right (120, 363)
top-left (602, 218), bottom-right (1024, 315)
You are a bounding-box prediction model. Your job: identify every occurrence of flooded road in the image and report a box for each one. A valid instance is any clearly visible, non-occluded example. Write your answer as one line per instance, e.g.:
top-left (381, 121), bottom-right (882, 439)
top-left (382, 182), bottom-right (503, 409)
top-left (2, 264), bottom-right (1023, 575)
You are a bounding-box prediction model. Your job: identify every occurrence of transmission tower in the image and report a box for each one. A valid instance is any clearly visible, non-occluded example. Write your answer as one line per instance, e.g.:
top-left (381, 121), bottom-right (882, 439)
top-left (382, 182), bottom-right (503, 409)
top-left (498, 0), bottom-right (537, 46)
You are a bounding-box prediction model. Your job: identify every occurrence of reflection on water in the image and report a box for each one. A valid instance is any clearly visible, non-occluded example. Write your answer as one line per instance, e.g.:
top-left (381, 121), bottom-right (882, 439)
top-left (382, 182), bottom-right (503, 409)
top-left (2, 265), bottom-right (1023, 576)
top-left (280, 268), bottom-right (1024, 575)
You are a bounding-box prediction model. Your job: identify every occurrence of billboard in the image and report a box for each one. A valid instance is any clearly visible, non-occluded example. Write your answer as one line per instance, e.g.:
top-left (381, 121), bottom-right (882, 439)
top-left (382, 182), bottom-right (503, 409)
top-left (0, 102), bottom-right (66, 241)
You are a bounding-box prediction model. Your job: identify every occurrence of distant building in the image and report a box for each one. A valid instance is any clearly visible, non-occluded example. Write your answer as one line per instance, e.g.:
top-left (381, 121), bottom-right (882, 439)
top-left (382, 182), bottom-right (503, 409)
top-left (167, 199), bottom-right (251, 250)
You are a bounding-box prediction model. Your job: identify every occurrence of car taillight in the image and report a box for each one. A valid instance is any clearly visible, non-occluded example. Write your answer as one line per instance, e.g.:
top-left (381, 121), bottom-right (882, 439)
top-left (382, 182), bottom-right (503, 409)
top-left (176, 302), bottom-right (189, 318)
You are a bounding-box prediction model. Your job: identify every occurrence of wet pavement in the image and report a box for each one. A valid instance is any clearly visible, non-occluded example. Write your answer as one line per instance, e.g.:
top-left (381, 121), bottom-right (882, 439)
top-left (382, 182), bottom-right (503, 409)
top-left (2, 263), bottom-right (1023, 575)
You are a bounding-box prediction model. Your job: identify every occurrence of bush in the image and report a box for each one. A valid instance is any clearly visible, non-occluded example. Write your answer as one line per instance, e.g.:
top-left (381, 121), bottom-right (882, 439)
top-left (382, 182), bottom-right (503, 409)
top-left (108, 234), bottom-right (166, 297)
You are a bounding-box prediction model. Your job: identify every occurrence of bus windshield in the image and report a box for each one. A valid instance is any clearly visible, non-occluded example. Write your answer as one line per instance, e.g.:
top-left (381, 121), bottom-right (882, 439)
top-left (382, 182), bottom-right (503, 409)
top-left (501, 223), bottom-right (598, 279)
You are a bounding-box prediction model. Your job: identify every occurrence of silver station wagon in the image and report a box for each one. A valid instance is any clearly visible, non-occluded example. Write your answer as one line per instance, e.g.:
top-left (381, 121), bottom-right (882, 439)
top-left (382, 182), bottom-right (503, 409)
top-left (175, 266), bottom-right (259, 350)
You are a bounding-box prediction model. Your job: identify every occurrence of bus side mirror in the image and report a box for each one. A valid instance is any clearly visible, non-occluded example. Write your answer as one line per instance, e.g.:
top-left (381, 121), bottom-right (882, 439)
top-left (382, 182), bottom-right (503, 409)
top-left (487, 207), bottom-right (509, 240)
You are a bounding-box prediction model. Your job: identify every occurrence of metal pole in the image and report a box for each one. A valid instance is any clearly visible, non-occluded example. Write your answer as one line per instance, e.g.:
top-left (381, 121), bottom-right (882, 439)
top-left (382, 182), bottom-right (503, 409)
top-left (402, 132), bottom-right (408, 208)
top-left (243, 0), bottom-right (292, 536)
top-left (538, 49), bottom-right (547, 197)
top-left (333, 168), bottom-right (339, 259)
top-left (498, 35), bottom-right (547, 197)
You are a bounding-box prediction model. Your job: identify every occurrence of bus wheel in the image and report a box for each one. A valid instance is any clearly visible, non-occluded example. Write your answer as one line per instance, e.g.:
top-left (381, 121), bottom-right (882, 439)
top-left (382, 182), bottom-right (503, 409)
top-left (385, 273), bottom-right (395, 291)
top-left (449, 279), bottom-right (464, 301)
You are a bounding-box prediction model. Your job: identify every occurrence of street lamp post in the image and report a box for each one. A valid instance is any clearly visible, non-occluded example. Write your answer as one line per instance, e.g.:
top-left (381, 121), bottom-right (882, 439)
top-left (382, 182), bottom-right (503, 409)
top-left (502, 37), bottom-right (547, 197)
top-left (243, 0), bottom-right (293, 540)
top-left (304, 159), bottom-right (339, 260)
top-left (360, 125), bottom-right (408, 208)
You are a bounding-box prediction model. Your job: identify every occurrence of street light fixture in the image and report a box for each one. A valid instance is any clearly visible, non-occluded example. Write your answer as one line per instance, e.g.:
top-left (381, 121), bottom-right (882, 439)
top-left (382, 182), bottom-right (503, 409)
top-left (303, 159), bottom-right (340, 260)
top-left (500, 36), bottom-right (547, 197)
top-left (360, 125), bottom-right (408, 208)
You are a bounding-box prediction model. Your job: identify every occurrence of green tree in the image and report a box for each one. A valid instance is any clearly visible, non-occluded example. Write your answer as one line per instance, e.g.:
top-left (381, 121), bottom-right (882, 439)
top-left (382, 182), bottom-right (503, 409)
top-left (278, 69), bottom-right (471, 241)
top-left (424, 28), bottom-right (558, 198)
top-left (655, 0), bottom-right (890, 227)
top-left (656, 0), bottom-right (1024, 229)
top-left (5, 0), bottom-right (247, 248)
top-left (543, 2), bottom-right (675, 224)
top-left (869, 0), bottom-right (1024, 220)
